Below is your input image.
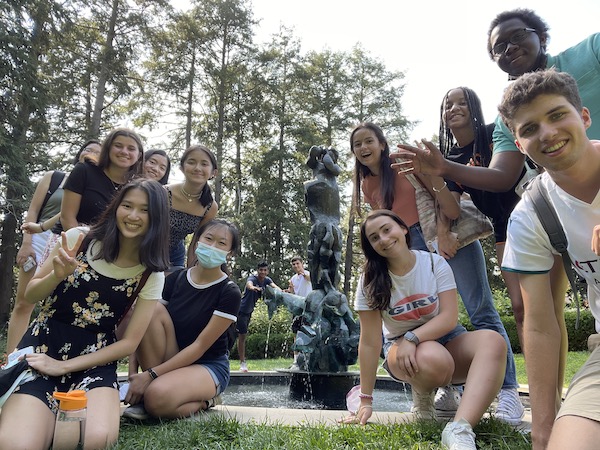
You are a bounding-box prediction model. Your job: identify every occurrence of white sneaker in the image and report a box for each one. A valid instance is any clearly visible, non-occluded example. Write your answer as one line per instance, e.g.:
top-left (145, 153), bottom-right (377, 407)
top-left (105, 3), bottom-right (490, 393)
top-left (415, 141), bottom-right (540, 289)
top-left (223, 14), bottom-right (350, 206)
top-left (239, 361), bottom-right (248, 373)
top-left (410, 389), bottom-right (436, 420)
top-left (441, 418), bottom-right (476, 450)
top-left (435, 385), bottom-right (461, 418)
top-left (495, 388), bottom-right (524, 426)
top-left (206, 394), bottom-right (222, 409)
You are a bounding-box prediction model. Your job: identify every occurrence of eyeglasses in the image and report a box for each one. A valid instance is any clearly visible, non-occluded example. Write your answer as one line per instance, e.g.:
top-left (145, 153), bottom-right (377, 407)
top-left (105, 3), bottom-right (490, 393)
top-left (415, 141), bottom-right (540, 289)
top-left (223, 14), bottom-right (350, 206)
top-left (492, 28), bottom-right (537, 57)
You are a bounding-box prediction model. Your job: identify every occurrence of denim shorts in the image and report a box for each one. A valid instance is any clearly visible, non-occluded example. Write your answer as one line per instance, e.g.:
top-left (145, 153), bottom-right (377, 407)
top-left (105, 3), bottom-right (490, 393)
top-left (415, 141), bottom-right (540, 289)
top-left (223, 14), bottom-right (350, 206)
top-left (382, 324), bottom-right (467, 382)
top-left (200, 354), bottom-right (230, 395)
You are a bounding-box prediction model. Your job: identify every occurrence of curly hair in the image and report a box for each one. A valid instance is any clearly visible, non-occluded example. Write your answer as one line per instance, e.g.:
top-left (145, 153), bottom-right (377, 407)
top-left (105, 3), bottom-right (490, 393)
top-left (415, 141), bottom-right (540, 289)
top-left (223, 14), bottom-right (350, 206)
top-left (487, 8), bottom-right (550, 58)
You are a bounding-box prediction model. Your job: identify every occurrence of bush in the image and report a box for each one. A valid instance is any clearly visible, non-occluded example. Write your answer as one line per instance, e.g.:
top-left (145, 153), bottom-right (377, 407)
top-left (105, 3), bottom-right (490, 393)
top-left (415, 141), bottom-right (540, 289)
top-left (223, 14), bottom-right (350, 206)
top-left (458, 305), bottom-right (595, 354)
top-left (230, 301), bottom-right (296, 359)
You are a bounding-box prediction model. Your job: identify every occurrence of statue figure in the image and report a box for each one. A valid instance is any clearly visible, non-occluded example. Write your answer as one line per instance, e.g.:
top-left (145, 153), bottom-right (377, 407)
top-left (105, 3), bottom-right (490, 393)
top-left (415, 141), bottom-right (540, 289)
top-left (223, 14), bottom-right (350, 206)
top-left (264, 146), bottom-right (359, 373)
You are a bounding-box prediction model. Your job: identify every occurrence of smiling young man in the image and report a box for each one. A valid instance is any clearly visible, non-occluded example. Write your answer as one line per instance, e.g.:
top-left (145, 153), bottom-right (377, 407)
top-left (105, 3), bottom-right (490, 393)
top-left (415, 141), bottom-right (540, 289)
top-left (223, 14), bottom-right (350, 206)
top-left (499, 69), bottom-right (600, 450)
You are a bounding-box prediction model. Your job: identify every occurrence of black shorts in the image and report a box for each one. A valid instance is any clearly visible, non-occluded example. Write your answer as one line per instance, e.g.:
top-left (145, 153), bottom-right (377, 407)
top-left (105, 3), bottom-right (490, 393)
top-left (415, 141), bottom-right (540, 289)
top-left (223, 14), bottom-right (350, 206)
top-left (236, 312), bottom-right (252, 334)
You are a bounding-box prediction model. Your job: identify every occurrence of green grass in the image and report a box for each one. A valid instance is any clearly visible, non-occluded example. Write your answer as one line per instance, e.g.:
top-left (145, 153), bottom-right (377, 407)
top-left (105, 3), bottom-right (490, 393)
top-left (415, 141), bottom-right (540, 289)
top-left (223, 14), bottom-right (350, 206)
top-left (115, 413), bottom-right (531, 449)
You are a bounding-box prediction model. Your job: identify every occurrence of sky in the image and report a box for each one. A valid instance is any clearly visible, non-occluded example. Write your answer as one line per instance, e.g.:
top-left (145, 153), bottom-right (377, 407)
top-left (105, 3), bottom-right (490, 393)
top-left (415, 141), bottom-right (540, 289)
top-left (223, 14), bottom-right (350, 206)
top-left (248, 0), bottom-right (600, 143)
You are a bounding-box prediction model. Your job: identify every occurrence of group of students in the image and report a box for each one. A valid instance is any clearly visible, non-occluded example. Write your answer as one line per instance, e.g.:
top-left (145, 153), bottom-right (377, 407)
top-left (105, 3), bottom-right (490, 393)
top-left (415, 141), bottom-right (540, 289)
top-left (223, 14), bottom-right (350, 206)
top-left (1, 129), bottom-right (242, 449)
top-left (344, 7), bottom-right (600, 450)
top-left (3, 5), bottom-right (600, 450)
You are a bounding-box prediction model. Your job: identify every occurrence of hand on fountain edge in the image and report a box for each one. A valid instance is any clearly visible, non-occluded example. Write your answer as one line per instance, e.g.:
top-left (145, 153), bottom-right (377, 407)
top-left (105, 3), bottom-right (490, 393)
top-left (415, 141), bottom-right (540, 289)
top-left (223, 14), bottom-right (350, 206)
top-left (391, 140), bottom-right (447, 178)
top-left (340, 402), bottom-right (373, 425)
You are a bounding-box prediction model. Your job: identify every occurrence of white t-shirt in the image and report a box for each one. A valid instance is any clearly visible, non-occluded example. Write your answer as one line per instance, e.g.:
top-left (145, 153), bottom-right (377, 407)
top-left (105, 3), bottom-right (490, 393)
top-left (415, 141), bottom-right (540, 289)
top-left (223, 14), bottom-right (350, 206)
top-left (355, 250), bottom-right (456, 339)
top-left (502, 172), bottom-right (600, 321)
top-left (290, 270), bottom-right (312, 297)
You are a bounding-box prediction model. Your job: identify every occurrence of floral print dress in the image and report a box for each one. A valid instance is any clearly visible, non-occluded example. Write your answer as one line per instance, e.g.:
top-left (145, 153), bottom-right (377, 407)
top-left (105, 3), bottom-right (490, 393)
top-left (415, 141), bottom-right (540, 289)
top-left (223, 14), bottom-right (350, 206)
top-left (15, 238), bottom-right (153, 412)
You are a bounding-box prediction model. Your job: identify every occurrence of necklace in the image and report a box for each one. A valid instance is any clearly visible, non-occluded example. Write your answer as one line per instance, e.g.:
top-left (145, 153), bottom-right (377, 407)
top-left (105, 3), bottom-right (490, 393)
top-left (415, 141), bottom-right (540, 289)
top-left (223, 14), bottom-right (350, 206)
top-left (181, 184), bottom-right (201, 202)
top-left (104, 171), bottom-right (122, 191)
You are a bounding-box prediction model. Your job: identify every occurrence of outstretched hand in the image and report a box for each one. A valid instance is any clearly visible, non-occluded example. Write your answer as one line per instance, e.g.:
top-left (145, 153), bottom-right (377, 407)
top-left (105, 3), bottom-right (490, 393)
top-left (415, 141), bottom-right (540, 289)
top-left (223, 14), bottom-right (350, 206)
top-left (52, 232), bottom-right (84, 280)
top-left (339, 404), bottom-right (373, 425)
top-left (391, 140), bottom-right (446, 177)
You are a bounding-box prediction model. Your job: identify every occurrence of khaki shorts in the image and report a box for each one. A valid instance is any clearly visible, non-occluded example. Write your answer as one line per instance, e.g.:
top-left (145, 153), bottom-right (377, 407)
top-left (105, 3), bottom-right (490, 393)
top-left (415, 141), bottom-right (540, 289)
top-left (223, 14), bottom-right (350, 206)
top-left (557, 346), bottom-right (600, 422)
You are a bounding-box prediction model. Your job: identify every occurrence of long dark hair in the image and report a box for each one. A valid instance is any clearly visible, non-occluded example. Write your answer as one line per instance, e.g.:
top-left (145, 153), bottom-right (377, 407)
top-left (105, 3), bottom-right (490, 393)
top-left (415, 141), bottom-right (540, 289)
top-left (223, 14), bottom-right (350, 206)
top-left (439, 87), bottom-right (492, 167)
top-left (360, 210), bottom-right (411, 311)
top-left (97, 128), bottom-right (145, 179)
top-left (350, 122), bottom-right (395, 215)
top-left (144, 149), bottom-right (171, 185)
top-left (180, 145), bottom-right (217, 207)
top-left (88, 178), bottom-right (170, 271)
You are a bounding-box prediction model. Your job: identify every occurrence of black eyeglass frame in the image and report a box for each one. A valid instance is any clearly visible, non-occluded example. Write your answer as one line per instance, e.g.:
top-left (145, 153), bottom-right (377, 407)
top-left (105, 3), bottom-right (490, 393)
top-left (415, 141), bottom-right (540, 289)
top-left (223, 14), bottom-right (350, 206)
top-left (492, 27), bottom-right (537, 57)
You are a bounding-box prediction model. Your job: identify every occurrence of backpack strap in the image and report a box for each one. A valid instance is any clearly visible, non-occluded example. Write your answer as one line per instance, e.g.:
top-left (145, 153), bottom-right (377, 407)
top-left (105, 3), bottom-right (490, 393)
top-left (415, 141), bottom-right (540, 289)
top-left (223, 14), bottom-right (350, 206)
top-left (527, 177), bottom-right (581, 328)
top-left (116, 268), bottom-right (152, 327)
top-left (36, 171), bottom-right (66, 222)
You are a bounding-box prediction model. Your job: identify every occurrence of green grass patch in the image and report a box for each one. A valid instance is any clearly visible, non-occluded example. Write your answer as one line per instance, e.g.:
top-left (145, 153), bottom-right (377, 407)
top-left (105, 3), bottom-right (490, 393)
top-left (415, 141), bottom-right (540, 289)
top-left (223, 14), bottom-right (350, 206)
top-left (115, 413), bottom-right (531, 449)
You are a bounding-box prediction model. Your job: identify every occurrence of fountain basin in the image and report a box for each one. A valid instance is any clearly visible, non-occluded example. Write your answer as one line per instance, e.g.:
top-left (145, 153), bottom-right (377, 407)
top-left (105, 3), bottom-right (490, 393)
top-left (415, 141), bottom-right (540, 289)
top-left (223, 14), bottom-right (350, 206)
top-left (224, 371), bottom-right (412, 412)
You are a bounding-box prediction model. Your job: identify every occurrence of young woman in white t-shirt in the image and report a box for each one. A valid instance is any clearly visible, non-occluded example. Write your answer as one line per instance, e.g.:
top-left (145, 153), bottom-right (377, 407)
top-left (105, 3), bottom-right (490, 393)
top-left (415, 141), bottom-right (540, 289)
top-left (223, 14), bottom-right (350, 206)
top-left (343, 209), bottom-right (507, 449)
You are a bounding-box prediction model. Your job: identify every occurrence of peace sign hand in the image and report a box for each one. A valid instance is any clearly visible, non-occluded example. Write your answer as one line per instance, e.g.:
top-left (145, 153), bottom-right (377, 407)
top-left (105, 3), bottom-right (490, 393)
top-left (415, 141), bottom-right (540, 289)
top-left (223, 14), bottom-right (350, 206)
top-left (52, 232), bottom-right (84, 280)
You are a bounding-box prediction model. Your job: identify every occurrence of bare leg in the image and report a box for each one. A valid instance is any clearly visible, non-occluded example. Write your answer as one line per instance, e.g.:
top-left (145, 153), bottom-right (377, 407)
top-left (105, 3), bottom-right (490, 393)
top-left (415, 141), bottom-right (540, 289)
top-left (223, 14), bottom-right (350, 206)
top-left (445, 330), bottom-right (507, 426)
top-left (386, 341), bottom-right (455, 394)
top-left (6, 267), bottom-right (36, 354)
top-left (238, 333), bottom-right (247, 363)
top-left (548, 416), bottom-right (600, 450)
top-left (496, 243), bottom-right (525, 353)
top-left (0, 393), bottom-right (55, 450)
top-left (136, 303), bottom-right (179, 370)
top-left (144, 365), bottom-right (218, 419)
top-left (85, 387), bottom-right (121, 449)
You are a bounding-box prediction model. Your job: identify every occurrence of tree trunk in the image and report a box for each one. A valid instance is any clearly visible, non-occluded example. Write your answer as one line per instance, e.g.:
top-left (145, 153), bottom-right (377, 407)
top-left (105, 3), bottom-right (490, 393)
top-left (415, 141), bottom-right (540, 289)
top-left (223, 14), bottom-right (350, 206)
top-left (185, 44), bottom-right (195, 150)
top-left (0, 3), bottom-right (50, 326)
top-left (90, 0), bottom-right (119, 137)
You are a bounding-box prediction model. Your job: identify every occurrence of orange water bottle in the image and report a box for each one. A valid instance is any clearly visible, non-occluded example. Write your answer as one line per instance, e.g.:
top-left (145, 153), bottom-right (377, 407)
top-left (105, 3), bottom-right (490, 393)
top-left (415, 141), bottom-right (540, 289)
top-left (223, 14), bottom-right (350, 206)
top-left (52, 390), bottom-right (87, 450)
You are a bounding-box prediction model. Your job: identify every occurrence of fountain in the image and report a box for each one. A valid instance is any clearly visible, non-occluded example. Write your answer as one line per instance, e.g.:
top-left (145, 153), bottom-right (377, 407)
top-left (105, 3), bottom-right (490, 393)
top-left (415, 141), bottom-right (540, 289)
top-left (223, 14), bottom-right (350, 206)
top-left (263, 146), bottom-right (361, 409)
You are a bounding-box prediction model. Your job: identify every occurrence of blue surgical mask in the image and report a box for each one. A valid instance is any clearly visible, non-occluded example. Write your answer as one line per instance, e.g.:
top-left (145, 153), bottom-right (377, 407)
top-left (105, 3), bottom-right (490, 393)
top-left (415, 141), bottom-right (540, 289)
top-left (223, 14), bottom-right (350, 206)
top-left (195, 241), bottom-right (228, 269)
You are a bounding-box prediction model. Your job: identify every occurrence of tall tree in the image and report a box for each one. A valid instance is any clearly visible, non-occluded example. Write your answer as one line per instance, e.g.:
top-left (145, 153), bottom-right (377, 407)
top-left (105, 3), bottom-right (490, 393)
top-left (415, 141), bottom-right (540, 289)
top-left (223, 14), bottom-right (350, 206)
top-left (0, 0), bottom-right (57, 323)
top-left (191, 0), bottom-right (256, 205)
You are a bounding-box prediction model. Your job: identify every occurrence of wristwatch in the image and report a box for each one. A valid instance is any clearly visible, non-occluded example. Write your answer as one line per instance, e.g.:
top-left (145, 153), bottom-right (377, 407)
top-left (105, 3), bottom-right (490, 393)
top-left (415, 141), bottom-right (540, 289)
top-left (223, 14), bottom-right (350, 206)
top-left (404, 331), bottom-right (420, 346)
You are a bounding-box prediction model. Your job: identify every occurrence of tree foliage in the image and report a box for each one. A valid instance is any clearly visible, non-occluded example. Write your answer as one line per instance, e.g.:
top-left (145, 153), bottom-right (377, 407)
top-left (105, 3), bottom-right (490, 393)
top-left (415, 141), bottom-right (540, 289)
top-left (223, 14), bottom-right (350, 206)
top-left (1, 0), bottom-right (415, 325)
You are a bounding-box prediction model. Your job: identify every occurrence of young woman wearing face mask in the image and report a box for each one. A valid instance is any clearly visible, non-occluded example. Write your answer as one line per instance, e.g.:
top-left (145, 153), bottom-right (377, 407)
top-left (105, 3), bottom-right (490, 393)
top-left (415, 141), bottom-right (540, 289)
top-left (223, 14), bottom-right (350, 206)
top-left (123, 219), bottom-right (241, 420)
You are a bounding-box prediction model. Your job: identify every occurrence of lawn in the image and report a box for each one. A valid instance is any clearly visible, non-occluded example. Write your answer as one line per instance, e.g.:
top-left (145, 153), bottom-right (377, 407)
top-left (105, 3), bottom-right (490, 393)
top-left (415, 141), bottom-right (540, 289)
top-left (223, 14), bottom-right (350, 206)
top-left (113, 351), bottom-right (591, 449)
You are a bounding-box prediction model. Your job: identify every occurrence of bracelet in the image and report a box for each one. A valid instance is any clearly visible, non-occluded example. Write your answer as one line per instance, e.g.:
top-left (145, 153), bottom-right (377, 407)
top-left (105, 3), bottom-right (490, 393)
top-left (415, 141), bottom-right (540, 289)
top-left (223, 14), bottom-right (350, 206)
top-left (39, 221), bottom-right (45, 232)
top-left (432, 181), bottom-right (448, 193)
top-left (147, 368), bottom-right (158, 380)
top-left (359, 392), bottom-right (373, 400)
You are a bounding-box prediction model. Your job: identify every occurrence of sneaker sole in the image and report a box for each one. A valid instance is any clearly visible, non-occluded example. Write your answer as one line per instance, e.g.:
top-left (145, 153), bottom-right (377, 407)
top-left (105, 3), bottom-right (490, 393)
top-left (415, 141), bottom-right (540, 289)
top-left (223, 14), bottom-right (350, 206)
top-left (495, 414), bottom-right (524, 426)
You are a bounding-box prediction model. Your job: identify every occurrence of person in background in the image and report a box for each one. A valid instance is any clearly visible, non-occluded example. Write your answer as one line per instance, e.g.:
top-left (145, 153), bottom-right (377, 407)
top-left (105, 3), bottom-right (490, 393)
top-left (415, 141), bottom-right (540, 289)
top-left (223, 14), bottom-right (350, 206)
top-left (123, 219), bottom-right (241, 420)
top-left (6, 140), bottom-right (101, 355)
top-left (286, 256), bottom-right (312, 371)
top-left (0, 178), bottom-right (169, 450)
top-left (165, 145), bottom-right (218, 271)
top-left (343, 210), bottom-right (506, 450)
top-left (143, 149), bottom-right (171, 185)
top-left (499, 69), bottom-right (600, 450)
top-left (236, 261), bottom-right (281, 373)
